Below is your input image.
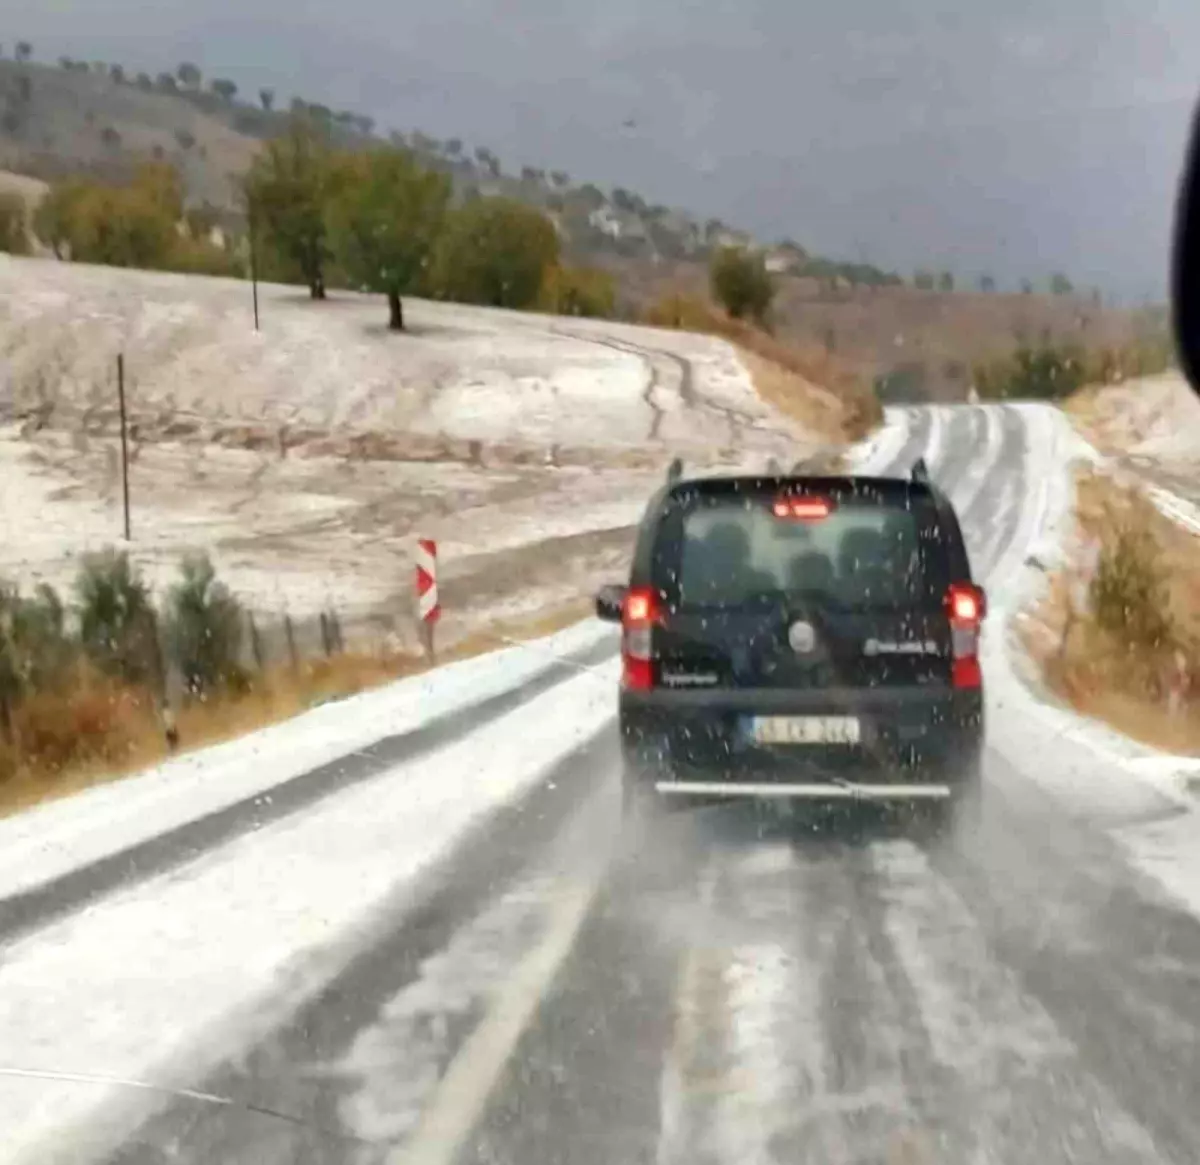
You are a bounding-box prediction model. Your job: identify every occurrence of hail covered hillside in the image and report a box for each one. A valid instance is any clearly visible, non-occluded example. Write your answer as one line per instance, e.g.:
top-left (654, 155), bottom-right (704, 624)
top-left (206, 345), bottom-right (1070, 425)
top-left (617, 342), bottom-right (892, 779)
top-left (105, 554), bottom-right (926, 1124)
top-left (0, 255), bottom-right (847, 651)
top-left (1067, 372), bottom-right (1200, 506)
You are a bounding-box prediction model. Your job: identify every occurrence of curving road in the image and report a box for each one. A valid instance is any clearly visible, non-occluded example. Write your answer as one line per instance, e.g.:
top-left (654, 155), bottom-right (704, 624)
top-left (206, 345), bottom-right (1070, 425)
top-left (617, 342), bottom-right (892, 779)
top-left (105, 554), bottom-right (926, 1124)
top-left (7, 403), bottom-right (1200, 1164)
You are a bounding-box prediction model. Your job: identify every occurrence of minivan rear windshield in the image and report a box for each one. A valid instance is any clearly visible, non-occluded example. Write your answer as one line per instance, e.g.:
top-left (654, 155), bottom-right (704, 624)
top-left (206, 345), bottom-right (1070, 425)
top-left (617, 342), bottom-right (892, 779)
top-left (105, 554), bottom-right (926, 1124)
top-left (666, 493), bottom-right (935, 610)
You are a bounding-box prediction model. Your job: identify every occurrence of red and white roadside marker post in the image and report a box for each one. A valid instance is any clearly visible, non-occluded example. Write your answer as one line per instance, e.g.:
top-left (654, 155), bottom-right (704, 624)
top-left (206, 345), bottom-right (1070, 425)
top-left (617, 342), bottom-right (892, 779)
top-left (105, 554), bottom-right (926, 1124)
top-left (415, 538), bottom-right (441, 663)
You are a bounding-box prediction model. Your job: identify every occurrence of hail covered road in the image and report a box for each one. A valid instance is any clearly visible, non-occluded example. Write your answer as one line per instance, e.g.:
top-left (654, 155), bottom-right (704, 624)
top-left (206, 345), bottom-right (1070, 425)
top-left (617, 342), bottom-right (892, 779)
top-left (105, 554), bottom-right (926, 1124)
top-left (5, 402), bottom-right (1200, 1165)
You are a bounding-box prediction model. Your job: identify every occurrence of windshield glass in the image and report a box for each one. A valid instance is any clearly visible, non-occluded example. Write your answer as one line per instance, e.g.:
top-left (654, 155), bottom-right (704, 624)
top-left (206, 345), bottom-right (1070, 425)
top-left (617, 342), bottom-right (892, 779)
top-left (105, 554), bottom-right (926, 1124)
top-left (3, 3), bottom-right (1200, 1163)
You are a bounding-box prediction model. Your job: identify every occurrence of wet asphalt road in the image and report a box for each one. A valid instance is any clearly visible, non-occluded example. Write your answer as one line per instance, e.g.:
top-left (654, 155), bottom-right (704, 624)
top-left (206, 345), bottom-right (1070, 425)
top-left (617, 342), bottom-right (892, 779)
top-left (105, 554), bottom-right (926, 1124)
top-left (15, 404), bottom-right (1200, 1164)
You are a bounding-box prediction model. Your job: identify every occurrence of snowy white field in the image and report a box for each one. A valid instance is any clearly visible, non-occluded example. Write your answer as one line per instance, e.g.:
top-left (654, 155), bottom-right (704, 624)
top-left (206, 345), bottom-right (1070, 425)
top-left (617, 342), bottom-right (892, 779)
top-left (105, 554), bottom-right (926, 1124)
top-left (0, 256), bottom-right (834, 643)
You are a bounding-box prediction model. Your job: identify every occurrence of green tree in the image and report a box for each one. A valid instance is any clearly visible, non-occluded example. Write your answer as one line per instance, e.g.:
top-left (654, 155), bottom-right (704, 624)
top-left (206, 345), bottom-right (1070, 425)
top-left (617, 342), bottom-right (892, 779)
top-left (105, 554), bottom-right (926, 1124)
top-left (938, 270), bottom-right (955, 293)
top-left (109, 64), bottom-right (126, 84)
top-left (913, 269), bottom-right (935, 291)
top-left (259, 87), bottom-right (274, 112)
top-left (979, 274), bottom-right (996, 293)
top-left (540, 264), bottom-right (616, 318)
top-left (244, 118), bottom-right (337, 299)
top-left (210, 78), bottom-right (238, 102)
top-left (577, 183), bottom-right (605, 210)
top-left (328, 148), bottom-right (450, 330)
top-left (15, 42), bottom-right (32, 63)
top-left (177, 61), bottom-right (202, 89)
top-left (1050, 271), bottom-right (1074, 296)
top-left (0, 192), bottom-right (29, 255)
top-left (444, 138), bottom-right (463, 157)
top-left (1020, 278), bottom-right (1034, 295)
top-left (432, 197), bottom-right (559, 309)
top-left (156, 73), bottom-right (178, 92)
top-left (709, 246), bottom-right (775, 324)
top-left (136, 72), bottom-right (153, 91)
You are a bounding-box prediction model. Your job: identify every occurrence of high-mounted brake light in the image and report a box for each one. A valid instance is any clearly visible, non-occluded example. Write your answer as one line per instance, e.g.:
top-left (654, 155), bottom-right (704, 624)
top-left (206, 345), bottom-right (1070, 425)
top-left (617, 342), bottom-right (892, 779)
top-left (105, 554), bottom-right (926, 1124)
top-left (945, 582), bottom-right (985, 689)
top-left (772, 496), bottom-right (833, 521)
top-left (621, 586), bottom-right (660, 690)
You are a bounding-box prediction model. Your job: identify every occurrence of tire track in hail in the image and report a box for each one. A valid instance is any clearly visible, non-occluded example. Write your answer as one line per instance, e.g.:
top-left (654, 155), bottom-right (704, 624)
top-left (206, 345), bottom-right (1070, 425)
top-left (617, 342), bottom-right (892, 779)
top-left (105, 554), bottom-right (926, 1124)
top-left (796, 839), bottom-right (964, 1165)
top-left (874, 835), bottom-right (1168, 1164)
top-left (925, 760), bottom-right (1200, 1165)
top-left (955, 404), bottom-right (1030, 580)
top-left (546, 326), bottom-right (684, 443)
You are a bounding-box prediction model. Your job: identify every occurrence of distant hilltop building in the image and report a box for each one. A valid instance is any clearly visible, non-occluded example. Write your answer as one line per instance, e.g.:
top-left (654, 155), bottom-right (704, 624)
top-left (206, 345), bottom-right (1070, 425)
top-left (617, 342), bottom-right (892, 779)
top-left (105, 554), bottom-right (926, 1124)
top-left (765, 241), bottom-right (808, 275)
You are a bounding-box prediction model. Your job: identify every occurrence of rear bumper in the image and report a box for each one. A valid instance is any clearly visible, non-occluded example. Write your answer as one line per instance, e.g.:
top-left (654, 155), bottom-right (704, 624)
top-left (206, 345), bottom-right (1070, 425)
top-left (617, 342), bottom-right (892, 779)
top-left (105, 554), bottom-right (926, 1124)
top-left (620, 684), bottom-right (983, 792)
top-left (653, 779), bottom-right (955, 801)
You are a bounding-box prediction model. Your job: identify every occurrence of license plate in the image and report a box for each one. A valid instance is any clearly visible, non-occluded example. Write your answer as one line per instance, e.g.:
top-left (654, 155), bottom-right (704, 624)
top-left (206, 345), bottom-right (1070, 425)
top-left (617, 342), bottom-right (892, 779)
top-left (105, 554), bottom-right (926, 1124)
top-left (750, 716), bottom-right (862, 745)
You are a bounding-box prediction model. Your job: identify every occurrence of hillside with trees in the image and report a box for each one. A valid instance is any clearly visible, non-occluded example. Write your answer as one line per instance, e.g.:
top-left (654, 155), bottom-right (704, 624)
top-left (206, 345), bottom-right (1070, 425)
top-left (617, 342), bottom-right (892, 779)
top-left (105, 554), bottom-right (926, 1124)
top-left (0, 42), bottom-right (1172, 399)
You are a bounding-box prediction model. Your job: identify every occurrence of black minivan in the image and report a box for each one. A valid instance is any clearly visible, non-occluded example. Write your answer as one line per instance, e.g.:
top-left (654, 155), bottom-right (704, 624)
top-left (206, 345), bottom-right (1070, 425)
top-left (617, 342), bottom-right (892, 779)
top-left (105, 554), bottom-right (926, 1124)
top-left (594, 461), bottom-right (987, 829)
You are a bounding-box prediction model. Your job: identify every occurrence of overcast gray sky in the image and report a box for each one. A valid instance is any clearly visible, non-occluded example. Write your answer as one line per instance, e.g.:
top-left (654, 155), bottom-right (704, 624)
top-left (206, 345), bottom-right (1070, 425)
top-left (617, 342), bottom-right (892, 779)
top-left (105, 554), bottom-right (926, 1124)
top-left (8, 0), bottom-right (1200, 300)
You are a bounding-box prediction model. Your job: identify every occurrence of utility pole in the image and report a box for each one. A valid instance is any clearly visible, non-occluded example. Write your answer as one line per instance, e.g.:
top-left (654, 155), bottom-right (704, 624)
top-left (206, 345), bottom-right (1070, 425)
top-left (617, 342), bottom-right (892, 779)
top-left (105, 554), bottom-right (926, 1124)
top-left (249, 199), bottom-right (260, 332)
top-left (117, 352), bottom-right (131, 541)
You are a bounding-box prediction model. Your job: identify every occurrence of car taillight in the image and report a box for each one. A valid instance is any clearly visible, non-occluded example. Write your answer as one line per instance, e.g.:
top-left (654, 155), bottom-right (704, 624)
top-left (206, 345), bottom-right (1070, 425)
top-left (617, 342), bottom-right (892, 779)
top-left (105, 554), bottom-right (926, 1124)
top-left (772, 496), bottom-right (833, 521)
top-left (621, 586), bottom-right (660, 690)
top-left (945, 582), bottom-right (985, 689)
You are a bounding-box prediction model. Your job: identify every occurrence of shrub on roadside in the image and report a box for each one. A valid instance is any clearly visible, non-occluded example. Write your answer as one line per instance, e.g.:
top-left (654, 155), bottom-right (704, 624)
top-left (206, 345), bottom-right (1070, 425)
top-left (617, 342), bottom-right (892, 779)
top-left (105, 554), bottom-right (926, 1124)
top-left (1041, 474), bottom-right (1200, 743)
top-left (976, 334), bottom-right (1175, 402)
top-left (1089, 519), bottom-right (1177, 657)
top-left (164, 553), bottom-right (246, 697)
top-left (13, 665), bottom-right (152, 775)
top-left (974, 345), bottom-right (1088, 401)
top-left (75, 548), bottom-right (158, 687)
top-left (0, 582), bottom-right (74, 695)
top-left (0, 192), bottom-right (30, 255)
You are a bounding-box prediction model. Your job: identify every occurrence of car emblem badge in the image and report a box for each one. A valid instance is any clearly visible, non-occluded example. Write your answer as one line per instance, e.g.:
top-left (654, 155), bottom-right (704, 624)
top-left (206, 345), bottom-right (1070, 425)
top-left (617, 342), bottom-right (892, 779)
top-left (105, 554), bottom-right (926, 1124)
top-left (788, 620), bottom-right (817, 654)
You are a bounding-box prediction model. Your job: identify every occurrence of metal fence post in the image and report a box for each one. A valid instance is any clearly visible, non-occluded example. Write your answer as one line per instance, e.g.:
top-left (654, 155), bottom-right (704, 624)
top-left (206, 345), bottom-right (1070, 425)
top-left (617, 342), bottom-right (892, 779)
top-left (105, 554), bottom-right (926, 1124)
top-left (117, 353), bottom-right (131, 541)
top-left (248, 612), bottom-right (264, 672)
top-left (284, 613), bottom-right (298, 671)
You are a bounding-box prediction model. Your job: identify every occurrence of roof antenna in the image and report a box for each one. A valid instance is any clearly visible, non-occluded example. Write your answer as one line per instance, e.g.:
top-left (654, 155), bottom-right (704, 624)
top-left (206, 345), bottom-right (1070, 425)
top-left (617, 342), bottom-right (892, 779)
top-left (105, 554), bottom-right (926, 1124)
top-left (666, 457), bottom-right (684, 484)
top-left (911, 457), bottom-right (930, 483)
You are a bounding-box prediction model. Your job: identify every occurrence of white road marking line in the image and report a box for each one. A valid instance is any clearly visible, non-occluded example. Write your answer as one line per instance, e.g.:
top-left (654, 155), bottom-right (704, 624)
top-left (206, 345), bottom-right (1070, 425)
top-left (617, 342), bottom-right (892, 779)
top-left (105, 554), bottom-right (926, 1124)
top-left (655, 858), bottom-right (720, 1165)
top-left (333, 876), bottom-right (554, 1145)
top-left (390, 812), bottom-right (615, 1165)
